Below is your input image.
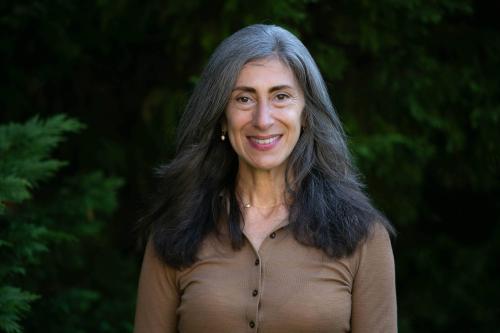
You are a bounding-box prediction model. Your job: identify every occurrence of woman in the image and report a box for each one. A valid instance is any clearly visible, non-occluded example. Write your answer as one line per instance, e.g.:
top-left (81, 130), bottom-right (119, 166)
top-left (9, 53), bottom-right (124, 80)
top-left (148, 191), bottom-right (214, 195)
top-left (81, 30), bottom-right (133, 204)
top-left (134, 24), bottom-right (396, 333)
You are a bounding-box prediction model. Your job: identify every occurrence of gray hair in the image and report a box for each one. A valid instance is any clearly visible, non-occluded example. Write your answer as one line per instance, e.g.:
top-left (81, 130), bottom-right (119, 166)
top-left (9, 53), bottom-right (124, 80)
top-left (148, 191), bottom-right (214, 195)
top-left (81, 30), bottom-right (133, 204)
top-left (146, 24), bottom-right (393, 268)
top-left (177, 24), bottom-right (354, 187)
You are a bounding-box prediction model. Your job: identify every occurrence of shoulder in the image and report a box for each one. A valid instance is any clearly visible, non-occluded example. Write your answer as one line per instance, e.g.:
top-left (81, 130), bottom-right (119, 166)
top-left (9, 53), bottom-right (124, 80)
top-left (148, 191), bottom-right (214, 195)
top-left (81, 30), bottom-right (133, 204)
top-left (143, 239), bottom-right (179, 284)
top-left (348, 221), bottom-right (395, 275)
top-left (366, 220), bottom-right (393, 248)
top-left (362, 221), bottom-right (394, 260)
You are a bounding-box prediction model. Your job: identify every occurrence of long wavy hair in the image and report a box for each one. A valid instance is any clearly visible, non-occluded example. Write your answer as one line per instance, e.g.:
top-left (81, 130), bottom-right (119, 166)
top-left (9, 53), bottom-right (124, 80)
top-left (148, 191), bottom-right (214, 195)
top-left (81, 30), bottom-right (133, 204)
top-left (141, 24), bottom-right (394, 268)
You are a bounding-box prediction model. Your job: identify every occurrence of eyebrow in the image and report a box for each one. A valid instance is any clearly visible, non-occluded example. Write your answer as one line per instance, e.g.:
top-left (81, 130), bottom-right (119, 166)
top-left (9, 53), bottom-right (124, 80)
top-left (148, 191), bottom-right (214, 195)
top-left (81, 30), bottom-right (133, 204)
top-left (232, 85), bottom-right (294, 93)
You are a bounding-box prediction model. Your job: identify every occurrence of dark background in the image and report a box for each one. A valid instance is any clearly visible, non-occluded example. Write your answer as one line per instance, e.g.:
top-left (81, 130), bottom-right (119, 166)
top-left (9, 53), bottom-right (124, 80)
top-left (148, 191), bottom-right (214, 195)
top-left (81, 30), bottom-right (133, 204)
top-left (1, 0), bottom-right (499, 332)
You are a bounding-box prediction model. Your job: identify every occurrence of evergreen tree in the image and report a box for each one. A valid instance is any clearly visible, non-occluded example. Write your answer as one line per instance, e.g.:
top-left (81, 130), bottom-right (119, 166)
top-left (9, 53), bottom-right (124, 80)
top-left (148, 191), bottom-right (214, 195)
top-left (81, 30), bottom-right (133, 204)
top-left (0, 115), bottom-right (129, 333)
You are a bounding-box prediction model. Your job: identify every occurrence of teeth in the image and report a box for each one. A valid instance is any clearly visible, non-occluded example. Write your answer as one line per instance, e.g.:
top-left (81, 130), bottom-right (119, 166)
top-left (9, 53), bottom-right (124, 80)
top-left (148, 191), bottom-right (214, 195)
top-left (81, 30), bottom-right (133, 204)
top-left (251, 136), bottom-right (279, 145)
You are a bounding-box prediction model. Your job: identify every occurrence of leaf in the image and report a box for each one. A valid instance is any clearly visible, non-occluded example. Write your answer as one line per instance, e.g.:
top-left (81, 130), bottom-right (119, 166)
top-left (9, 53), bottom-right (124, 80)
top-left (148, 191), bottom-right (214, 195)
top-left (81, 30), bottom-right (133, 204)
top-left (0, 286), bottom-right (39, 333)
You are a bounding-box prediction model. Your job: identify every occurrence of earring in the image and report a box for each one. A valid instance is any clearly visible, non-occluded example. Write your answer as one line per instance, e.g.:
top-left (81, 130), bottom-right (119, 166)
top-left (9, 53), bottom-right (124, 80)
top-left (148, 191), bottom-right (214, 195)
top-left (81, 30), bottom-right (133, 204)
top-left (221, 131), bottom-right (226, 141)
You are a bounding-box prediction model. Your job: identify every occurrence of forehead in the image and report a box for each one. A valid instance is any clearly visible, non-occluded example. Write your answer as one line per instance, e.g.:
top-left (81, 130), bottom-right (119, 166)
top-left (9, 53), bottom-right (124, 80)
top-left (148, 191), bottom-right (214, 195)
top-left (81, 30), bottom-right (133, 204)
top-left (235, 57), bottom-right (298, 87)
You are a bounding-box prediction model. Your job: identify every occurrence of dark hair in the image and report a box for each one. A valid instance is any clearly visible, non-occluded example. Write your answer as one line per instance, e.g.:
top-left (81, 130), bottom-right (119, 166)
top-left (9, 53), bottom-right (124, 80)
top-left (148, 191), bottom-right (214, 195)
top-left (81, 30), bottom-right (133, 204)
top-left (141, 24), bottom-right (394, 268)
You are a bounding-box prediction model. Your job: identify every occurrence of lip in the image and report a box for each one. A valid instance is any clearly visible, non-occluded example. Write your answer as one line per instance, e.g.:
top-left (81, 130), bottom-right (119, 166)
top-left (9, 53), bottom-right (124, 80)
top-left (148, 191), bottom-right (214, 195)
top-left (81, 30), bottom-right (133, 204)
top-left (247, 134), bottom-right (282, 151)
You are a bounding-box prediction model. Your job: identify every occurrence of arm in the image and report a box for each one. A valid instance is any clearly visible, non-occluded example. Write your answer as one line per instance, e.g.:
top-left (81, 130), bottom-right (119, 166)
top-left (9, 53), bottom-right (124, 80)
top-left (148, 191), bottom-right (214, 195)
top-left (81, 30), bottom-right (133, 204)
top-left (351, 223), bottom-right (397, 333)
top-left (134, 240), bottom-right (179, 333)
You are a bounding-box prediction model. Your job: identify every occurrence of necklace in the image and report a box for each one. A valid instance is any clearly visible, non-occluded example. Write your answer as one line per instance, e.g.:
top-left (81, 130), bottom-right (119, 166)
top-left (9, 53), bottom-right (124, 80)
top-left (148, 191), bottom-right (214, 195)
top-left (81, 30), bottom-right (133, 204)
top-left (242, 202), bottom-right (284, 209)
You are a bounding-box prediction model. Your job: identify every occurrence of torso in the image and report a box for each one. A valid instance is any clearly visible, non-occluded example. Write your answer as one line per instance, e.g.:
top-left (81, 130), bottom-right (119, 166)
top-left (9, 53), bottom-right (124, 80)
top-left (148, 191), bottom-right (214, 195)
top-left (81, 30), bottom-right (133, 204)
top-left (134, 220), bottom-right (397, 333)
top-left (176, 224), bottom-right (354, 333)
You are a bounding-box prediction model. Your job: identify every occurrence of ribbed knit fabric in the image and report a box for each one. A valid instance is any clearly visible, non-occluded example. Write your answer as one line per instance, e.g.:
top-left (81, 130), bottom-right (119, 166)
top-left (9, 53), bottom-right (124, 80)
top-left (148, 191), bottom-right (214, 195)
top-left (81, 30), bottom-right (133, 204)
top-left (134, 222), bottom-right (397, 333)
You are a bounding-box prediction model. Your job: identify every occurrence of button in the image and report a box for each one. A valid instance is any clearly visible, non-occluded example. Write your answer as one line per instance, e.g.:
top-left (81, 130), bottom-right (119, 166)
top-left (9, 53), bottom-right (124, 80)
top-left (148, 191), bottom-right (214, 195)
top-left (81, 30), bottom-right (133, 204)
top-left (252, 289), bottom-right (258, 297)
top-left (270, 232), bottom-right (276, 239)
top-left (254, 258), bottom-right (260, 265)
top-left (249, 321), bottom-right (255, 328)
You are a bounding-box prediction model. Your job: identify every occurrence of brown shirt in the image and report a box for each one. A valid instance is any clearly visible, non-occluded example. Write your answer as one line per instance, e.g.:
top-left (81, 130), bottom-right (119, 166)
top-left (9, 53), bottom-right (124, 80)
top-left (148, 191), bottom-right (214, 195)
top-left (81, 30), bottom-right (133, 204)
top-left (134, 221), bottom-right (397, 333)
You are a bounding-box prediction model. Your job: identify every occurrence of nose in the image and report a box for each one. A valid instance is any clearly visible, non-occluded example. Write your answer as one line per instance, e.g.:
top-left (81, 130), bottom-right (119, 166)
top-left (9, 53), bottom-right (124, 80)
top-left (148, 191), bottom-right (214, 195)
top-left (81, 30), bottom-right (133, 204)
top-left (252, 100), bottom-right (274, 130)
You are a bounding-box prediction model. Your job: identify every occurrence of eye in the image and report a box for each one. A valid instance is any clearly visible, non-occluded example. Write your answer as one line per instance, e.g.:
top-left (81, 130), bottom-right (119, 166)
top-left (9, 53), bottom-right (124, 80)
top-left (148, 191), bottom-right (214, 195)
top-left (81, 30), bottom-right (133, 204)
top-left (236, 96), bottom-right (252, 104)
top-left (275, 93), bottom-right (290, 101)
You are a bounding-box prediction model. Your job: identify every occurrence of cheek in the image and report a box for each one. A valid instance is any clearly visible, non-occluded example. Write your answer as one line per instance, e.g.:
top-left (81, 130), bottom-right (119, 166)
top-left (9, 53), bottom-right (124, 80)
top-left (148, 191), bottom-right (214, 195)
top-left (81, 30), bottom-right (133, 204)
top-left (226, 111), bottom-right (250, 134)
top-left (290, 111), bottom-right (304, 134)
top-left (224, 115), bottom-right (245, 152)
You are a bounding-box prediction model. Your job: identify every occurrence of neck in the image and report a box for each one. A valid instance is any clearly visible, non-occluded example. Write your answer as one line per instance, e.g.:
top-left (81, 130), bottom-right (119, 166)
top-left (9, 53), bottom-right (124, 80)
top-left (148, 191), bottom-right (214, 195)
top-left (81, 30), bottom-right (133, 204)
top-left (236, 165), bottom-right (286, 208)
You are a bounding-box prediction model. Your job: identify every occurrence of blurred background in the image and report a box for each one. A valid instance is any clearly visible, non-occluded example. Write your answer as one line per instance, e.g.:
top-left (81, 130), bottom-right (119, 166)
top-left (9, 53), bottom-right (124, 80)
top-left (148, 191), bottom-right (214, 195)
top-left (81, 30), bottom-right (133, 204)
top-left (1, 0), bottom-right (499, 332)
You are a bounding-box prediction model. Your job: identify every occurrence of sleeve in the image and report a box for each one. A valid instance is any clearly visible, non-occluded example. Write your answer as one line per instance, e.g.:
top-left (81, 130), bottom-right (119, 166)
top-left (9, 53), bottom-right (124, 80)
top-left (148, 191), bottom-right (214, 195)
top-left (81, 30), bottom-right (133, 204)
top-left (133, 239), bottom-right (180, 333)
top-left (351, 223), bottom-right (397, 333)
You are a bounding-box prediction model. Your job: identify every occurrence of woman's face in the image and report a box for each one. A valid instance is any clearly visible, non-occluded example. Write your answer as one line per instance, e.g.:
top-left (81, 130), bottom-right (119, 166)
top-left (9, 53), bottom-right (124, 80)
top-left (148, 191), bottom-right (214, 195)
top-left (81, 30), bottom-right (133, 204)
top-left (223, 57), bottom-right (305, 174)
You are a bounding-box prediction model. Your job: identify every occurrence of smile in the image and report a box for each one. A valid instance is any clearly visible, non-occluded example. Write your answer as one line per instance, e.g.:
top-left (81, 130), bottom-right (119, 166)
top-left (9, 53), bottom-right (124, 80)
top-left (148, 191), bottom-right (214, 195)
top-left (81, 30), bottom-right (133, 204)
top-left (247, 135), bottom-right (282, 151)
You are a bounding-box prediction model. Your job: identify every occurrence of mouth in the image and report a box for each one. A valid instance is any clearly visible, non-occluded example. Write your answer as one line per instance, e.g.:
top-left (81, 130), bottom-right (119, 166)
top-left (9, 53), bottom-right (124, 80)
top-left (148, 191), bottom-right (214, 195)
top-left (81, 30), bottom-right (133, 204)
top-left (247, 135), bottom-right (282, 151)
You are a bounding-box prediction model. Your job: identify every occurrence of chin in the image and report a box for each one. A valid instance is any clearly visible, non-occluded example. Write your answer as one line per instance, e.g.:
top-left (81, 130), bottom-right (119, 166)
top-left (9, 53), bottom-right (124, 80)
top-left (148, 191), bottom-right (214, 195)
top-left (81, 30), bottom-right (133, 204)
top-left (246, 159), bottom-right (287, 173)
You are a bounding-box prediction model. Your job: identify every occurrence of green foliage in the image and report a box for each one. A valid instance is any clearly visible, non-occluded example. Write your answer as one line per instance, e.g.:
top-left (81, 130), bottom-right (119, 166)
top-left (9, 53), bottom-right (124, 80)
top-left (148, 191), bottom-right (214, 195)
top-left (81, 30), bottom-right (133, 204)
top-left (0, 287), bottom-right (38, 333)
top-left (0, 115), bottom-right (127, 332)
top-left (0, 115), bottom-right (83, 332)
top-left (0, 115), bottom-right (83, 213)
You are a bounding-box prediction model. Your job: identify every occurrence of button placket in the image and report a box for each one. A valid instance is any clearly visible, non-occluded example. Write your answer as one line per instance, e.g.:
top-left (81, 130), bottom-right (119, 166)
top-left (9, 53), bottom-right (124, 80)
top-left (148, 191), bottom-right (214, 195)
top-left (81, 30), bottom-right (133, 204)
top-left (253, 255), bottom-right (262, 301)
top-left (247, 251), bottom-right (262, 331)
top-left (249, 226), bottom-right (287, 331)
